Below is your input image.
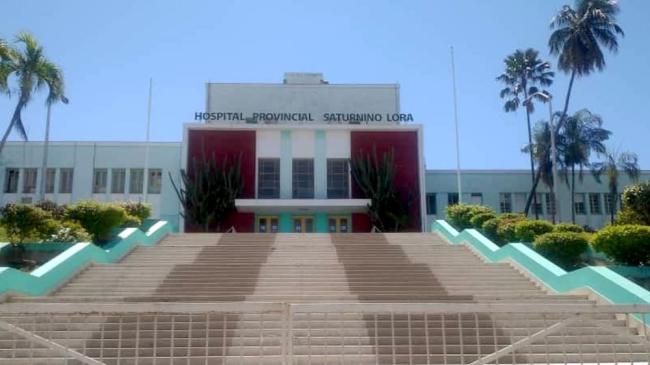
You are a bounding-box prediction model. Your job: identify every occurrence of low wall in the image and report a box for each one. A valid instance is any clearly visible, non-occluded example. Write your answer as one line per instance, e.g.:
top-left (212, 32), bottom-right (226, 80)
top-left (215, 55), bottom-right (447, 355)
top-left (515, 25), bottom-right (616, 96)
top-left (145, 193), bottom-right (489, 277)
top-left (0, 220), bottom-right (172, 297)
top-left (432, 220), bottom-right (650, 322)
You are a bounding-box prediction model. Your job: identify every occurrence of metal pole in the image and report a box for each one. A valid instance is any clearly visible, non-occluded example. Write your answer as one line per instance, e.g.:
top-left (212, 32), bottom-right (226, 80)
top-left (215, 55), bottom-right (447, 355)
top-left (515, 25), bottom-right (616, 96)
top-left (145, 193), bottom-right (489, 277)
top-left (450, 46), bottom-right (462, 203)
top-left (549, 99), bottom-right (561, 223)
top-left (143, 78), bottom-right (152, 203)
top-left (38, 103), bottom-right (52, 202)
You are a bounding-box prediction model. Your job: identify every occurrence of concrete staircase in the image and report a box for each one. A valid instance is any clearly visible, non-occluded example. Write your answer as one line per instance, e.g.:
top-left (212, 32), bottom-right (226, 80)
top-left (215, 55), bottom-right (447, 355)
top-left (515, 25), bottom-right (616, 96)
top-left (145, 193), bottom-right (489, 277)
top-left (1, 233), bottom-right (649, 364)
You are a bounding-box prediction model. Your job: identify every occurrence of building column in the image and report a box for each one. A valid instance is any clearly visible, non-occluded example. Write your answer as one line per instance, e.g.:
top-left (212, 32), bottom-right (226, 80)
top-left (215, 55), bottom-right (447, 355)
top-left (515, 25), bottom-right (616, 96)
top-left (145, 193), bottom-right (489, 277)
top-left (279, 212), bottom-right (292, 233)
top-left (315, 212), bottom-right (328, 233)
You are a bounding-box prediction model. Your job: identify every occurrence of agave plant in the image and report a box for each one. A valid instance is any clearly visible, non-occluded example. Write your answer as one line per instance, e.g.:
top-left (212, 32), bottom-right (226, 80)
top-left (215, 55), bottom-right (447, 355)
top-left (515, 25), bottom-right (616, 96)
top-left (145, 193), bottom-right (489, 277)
top-left (169, 148), bottom-right (243, 232)
top-left (350, 147), bottom-right (410, 232)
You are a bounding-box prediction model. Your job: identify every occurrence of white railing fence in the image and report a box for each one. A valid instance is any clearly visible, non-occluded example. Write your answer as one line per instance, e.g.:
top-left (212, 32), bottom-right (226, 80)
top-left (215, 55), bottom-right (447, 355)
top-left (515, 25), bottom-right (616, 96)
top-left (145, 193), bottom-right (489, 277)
top-left (1, 302), bottom-right (650, 364)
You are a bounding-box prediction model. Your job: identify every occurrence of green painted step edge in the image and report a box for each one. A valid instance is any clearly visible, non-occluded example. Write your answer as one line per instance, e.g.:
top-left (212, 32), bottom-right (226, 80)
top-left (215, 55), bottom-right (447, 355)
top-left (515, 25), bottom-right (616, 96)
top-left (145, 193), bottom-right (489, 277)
top-left (0, 220), bottom-right (172, 297)
top-left (432, 219), bottom-right (650, 324)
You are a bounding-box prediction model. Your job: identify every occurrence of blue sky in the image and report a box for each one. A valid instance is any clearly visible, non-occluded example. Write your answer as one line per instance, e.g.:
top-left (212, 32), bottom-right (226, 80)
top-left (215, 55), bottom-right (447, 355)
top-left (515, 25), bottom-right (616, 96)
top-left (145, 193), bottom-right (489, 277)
top-left (2, 0), bottom-right (649, 169)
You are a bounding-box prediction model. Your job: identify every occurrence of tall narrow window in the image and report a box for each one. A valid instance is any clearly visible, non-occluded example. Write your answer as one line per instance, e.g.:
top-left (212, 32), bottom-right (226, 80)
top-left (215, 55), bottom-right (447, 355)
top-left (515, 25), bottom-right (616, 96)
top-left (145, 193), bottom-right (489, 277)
top-left (93, 169), bottom-right (107, 193)
top-left (327, 159), bottom-right (349, 199)
top-left (148, 168), bottom-right (162, 194)
top-left (534, 193), bottom-right (544, 215)
top-left (605, 193), bottom-right (612, 213)
top-left (447, 192), bottom-right (459, 206)
top-left (258, 159), bottom-right (280, 199)
top-left (574, 193), bottom-right (586, 215)
top-left (426, 193), bottom-right (437, 215)
top-left (44, 168), bottom-right (56, 194)
top-left (499, 193), bottom-right (512, 213)
top-left (513, 193), bottom-right (527, 212)
top-left (129, 168), bottom-right (144, 194)
top-left (59, 168), bottom-right (73, 193)
top-left (589, 193), bottom-right (602, 215)
top-left (292, 159), bottom-right (314, 199)
top-left (4, 168), bottom-right (19, 193)
top-left (22, 168), bottom-right (37, 194)
top-left (545, 193), bottom-right (556, 216)
top-left (111, 168), bottom-right (126, 194)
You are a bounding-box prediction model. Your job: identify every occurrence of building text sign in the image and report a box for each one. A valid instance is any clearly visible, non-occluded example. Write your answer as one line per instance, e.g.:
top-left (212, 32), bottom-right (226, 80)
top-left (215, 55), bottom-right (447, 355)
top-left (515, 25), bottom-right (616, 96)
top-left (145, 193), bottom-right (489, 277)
top-left (194, 112), bottom-right (414, 124)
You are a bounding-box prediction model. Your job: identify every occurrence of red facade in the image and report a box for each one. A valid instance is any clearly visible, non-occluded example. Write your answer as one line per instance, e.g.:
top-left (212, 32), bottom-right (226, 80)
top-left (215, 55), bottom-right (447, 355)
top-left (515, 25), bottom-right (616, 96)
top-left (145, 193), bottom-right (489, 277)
top-left (186, 129), bottom-right (256, 232)
top-left (350, 131), bottom-right (422, 232)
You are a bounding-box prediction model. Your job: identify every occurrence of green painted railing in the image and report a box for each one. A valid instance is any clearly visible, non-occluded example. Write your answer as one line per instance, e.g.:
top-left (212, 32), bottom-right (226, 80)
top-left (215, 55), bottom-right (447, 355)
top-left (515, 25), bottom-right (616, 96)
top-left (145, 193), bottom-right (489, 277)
top-left (0, 220), bottom-right (172, 297)
top-left (432, 220), bottom-right (650, 308)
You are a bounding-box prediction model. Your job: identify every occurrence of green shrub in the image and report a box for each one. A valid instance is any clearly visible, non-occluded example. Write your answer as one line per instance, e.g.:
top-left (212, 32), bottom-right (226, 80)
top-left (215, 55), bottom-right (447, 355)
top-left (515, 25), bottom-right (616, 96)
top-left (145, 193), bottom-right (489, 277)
top-left (34, 200), bottom-right (67, 220)
top-left (65, 201), bottom-right (128, 242)
top-left (470, 212), bottom-right (496, 229)
top-left (481, 217), bottom-right (500, 241)
top-left (0, 204), bottom-right (52, 244)
top-left (495, 213), bottom-right (526, 244)
top-left (534, 232), bottom-right (589, 269)
top-left (119, 201), bottom-right (152, 222)
top-left (446, 204), bottom-right (494, 230)
top-left (615, 208), bottom-right (646, 225)
top-left (515, 220), bottom-right (554, 242)
top-left (621, 182), bottom-right (650, 225)
top-left (553, 223), bottom-right (585, 233)
top-left (591, 225), bottom-right (650, 266)
top-left (44, 220), bottom-right (91, 243)
top-left (122, 215), bottom-right (142, 228)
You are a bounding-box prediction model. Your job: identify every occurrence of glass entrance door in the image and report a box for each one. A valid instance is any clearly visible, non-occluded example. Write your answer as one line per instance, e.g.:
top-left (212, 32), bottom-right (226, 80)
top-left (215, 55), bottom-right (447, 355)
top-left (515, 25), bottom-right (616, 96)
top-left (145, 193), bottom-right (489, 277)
top-left (328, 216), bottom-right (350, 233)
top-left (257, 216), bottom-right (279, 233)
top-left (293, 216), bottom-right (314, 233)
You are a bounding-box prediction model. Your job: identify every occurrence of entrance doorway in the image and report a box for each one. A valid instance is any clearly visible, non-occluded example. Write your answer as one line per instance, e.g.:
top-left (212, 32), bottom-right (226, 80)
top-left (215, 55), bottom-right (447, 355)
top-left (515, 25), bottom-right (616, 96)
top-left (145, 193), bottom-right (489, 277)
top-left (328, 216), bottom-right (350, 233)
top-left (293, 216), bottom-right (314, 233)
top-left (257, 216), bottom-right (279, 233)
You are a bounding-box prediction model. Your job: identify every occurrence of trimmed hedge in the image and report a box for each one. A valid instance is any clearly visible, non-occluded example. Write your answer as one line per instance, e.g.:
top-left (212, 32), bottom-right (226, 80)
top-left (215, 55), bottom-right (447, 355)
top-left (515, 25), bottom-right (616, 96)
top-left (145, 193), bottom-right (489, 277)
top-left (591, 225), bottom-right (650, 266)
top-left (0, 204), bottom-right (53, 244)
top-left (65, 201), bottom-right (128, 243)
top-left (119, 201), bottom-right (152, 222)
top-left (534, 232), bottom-right (589, 269)
top-left (553, 223), bottom-right (584, 233)
top-left (621, 182), bottom-right (650, 225)
top-left (515, 220), bottom-right (554, 242)
top-left (446, 204), bottom-right (495, 230)
top-left (481, 213), bottom-right (525, 245)
top-left (469, 212), bottom-right (496, 229)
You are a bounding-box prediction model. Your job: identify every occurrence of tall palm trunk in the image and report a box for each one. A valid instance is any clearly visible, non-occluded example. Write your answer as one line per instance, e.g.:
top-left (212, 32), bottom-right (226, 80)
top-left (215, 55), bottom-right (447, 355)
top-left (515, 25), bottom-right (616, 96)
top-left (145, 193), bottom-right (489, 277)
top-left (556, 70), bottom-right (576, 134)
top-left (38, 103), bottom-right (52, 201)
top-left (524, 168), bottom-right (542, 217)
top-left (523, 86), bottom-right (539, 219)
top-left (571, 164), bottom-right (576, 224)
top-left (0, 97), bottom-right (28, 156)
top-left (610, 184), bottom-right (618, 225)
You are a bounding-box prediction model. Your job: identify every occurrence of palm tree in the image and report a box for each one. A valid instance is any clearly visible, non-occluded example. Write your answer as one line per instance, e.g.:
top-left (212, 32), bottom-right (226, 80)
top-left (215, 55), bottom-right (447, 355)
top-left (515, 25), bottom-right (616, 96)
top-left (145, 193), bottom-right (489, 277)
top-left (523, 120), bottom-right (567, 223)
top-left (561, 109), bottom-right (611, 223)
top-left (591, 149), bottom-right (640, 224)
top-left (0, 38), bottom-right (13, 95)
top-left (497, 48), bottom-right (554, 218)
top-left (0, 32), bottom-right (67, 156)
top-left (549, 0), bottom-right (624, 132)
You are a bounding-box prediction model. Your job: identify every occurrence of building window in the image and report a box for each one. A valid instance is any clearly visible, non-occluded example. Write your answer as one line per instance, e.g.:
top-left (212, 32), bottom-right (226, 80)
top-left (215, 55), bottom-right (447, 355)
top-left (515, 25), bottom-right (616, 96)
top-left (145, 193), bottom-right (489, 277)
top-left (589, 193), bottom-right (602, 215)
top-left (93, 169), bottom-right (107, 193)
top-left (327, 159), bottom-right (349, 199)
top-left (111, 168), bottom-right (126, 194)
top-left (604, 193), bottom-right (615, 215)
top-left (44, 168), bottom-right (56, 194)
top-left (22, 168), bottom-right (37, 194)
top-left (129, 168), bottom-right (144, 194)
top-left (59, 168), bottom-right (73, 193)
top-left (544, 193), bottom-right (556, 216)
top-left (574, 193), bottom-right (586, 215)
top-left (447, 192), bottom-right (459, 206)
top-left (292, 159), bottom-right (314, 199)
top-left (426, 193), bottom-right (437, 215)
top-left (4, 168), bottom-right (19, 193)
top-left (148, 169), bottom-right (162, 194)
top-left (499, 193), bottom-right (512, 213)
top-left (258, 159), bottom-right (280, 199)
top-left (470, 192), bottom-right (483, 205)
top-left (513, 193), bottom-right (527, 213)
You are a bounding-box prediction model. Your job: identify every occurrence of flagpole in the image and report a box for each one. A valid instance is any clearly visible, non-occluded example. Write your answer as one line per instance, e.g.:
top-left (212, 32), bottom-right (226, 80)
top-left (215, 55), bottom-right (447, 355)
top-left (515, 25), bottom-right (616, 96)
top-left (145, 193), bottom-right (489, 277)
top-left (451, 46), bottom-right (462, 203)
top-left (143, 78), bottom-right (152, 203)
